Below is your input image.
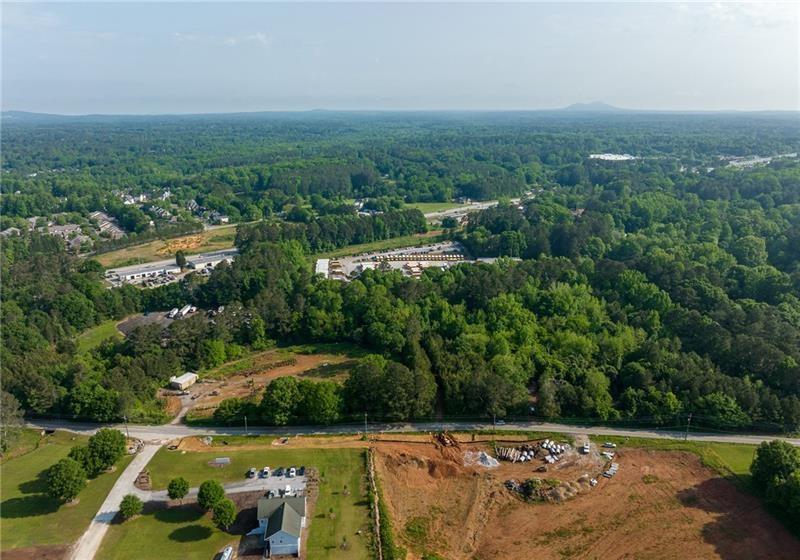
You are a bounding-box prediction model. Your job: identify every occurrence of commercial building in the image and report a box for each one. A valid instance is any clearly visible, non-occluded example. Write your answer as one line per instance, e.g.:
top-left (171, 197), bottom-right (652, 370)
top-left (187, 249), bottom-right (238, 270)
top-left (105, 261), bottom-right (181, 284)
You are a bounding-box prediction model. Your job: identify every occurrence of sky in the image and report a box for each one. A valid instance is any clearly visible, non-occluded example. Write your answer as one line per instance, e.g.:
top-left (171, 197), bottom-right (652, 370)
top-left (2, 1), bottom-right (798, 114)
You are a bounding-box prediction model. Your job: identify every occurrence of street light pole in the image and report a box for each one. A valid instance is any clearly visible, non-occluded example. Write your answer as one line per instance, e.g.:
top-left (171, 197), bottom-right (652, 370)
top-left (244, 415), bottom-right (248, 435)
top-left (123, 415), bottom-right (130, 438)
top-left (364, 412), bottom-right (368, 439)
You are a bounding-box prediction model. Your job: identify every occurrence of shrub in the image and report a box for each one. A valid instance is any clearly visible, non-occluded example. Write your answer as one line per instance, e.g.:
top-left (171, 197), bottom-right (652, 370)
top-left (212, 498), bottom-right (237, 530)
top-left (119, 494), bottom-right (143, 520)
top-left (167, 477), bottom-right (190, 502)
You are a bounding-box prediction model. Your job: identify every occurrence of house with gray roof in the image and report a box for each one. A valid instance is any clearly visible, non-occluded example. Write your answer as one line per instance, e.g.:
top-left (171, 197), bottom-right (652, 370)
top-left (253, 496), bottom-right (306, 557)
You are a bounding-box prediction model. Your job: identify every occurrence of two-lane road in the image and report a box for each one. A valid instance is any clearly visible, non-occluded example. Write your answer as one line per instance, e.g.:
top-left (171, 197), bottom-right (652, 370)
top-left (27, 419), bottom-right (800, 447)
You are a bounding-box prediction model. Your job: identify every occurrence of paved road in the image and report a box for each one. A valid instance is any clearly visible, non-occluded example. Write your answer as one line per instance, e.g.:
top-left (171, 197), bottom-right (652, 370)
top-left (69, 444), bottom-right (161, 560)
top-left (29, 419), bottom-right (800, 447)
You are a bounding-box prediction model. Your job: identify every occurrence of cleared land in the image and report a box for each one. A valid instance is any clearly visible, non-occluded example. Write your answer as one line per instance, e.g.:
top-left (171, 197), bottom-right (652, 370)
top-left (372, 435), bottom-right (800, 560)
top-left (186, 346), bottom-right (362, 419)
top-left (405, 201), bottom-right (468, 213)
top-left (99, 442), bottom-right (371, 560)
top-left (95, 225), bottom-right (237, 268)
top-left (0, 430), bottom-right (133, 558)
top-left (75, 319), bottom-right (123, 354)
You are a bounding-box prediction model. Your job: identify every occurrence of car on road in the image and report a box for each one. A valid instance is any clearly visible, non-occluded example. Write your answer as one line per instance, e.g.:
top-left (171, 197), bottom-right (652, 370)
top-left (496, 419), bottom-right (506, 425)
top-left (260, 466), bottom-right (270, 478)
top-left (274, 467), bottom-right (284, 477)
top-left (247, 467), bottom-right (257, 478)
top-left (288, 467), bottom-right (296, 478)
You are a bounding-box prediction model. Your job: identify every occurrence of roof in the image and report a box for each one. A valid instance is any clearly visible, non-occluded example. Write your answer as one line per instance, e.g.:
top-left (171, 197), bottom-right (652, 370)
top-left (257, 496), bottom-right (305, 520)
top-left (264, 502), bottom-right (302, 539)
top-left (170, 372), bottom-right (198, 384)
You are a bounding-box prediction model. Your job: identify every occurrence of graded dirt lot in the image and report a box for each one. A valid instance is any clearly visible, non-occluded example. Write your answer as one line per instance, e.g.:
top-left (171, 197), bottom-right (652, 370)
top-left (186, 351), bottom-right (355, 416)
top-left (372, 438), bottom-right (800, 560)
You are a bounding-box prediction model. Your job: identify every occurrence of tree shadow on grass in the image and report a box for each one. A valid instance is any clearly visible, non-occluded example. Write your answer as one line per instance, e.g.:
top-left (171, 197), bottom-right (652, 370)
top-left (676, 478), bottom-right (800, 560)
top-left (0, 495), bottom-right (60, 518)
top-left (169, 524), bottom-right (213, 542)
top-left (17, 469), bottom-right (50, 495)
top-left (154, 504), bottom-right (205, 524)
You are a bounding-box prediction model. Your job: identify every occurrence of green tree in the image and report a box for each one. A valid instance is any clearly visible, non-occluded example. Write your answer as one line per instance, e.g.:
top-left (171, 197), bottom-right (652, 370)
top-left (47, 458), bottom-right (86, 502)
top-left (260, 376), bottom-right (301, 425)
top-left (751, 440), bottom-right (800, 491)
top-left (87, 428), bottom-right (126, 472)
top-left (212, 497), bottom-right (237, 530)
top-left (119, 494), bottom-right (143, 520)
top-left (175, 250), bottom-right (187, 268)
top-left (298, 380), bottom-right (342, 425)
top-left (201, 339), bottom-right (227, 368)
top-left (197, 479), bottom-right (225, 510)
top-left (0, 391), bottom-right (24, 453)
top-left (167, 477), bottom-right (190, 503)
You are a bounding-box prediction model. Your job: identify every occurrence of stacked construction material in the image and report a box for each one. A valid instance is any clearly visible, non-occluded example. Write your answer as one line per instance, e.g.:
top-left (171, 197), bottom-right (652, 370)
top-left (603, 463), bottom-right (619, 478)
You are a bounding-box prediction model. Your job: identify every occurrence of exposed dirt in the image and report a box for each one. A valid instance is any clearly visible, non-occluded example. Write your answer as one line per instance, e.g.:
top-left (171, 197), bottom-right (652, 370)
top-left (2, 545), bottom-right (70, 560)
top-left (156, 235), bottom-right (205, 257)
top-left (187, 352), bottom-right (354, 413)
top-left (373, 442), bottom-right (800, 560)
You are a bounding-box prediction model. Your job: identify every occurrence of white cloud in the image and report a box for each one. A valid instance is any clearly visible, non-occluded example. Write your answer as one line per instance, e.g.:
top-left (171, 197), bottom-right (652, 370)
top-left (2, 3), bottom-right (60, 31)
top-left (223, 32), bottom-right (271, 47)
top-left (676, 1), bottom-right (798, 29)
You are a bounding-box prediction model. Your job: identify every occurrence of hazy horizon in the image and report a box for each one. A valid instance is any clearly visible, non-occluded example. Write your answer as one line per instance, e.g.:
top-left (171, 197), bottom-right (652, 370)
top-left (2, 2), bottom-right (798, 115)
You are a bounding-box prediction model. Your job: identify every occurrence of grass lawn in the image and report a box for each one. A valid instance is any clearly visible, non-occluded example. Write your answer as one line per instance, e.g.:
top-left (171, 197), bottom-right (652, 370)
top-left (96, 225), bottom-right (238, 268)
top-left (97, 506), bottom-right (238, 560)
top-left (76, 319), bottom-right (123, 354)
top-left (405, 201), bottom-right (467, 213)
top-left (0, 430), bottom-right (133, 550)
top-left (314, 230), bottom-right (444, 260)
top-left (134, 445), bottom-right (371, 559)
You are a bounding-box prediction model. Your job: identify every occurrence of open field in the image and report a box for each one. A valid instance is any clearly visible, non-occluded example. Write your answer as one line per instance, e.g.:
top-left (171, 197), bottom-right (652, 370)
top-left (111, 443), bottom-right (372, 559)
top-left (372, 435), bottom-right (800, 560)
top-left (95, 225), bottom-right (238, 268)
top-left (75, 319), bottom-right (123, 354)
top-left (313, 230), bottom-right (444, 260)
top-left (405, 201), bottom-right (468, 213)
top-left (0, 430), bottom-right (133, 556)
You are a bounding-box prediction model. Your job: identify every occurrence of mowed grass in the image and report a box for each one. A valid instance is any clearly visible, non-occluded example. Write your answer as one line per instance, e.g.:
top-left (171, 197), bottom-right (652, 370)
top-left (96, 225), bottom-right (238, 268)
top-left (98, 506), bottom-right (238, 560)
top-left (76, 319), bottom-right (123, 354)
top-left (131, 445), bottom-right (371, 559)
top-left (314, 230), bottom-right (444, 260)
top-left (0, 430), bottom-right (133, 550)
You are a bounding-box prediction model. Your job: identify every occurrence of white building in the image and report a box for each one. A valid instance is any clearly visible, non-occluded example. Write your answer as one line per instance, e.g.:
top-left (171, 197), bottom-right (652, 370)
top-left (169, 372), bottom-right (198, 390)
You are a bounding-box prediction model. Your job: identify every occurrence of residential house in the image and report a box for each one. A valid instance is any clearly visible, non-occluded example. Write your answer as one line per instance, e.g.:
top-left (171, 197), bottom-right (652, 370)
top-left (254, 496), bottom-right (306, 557)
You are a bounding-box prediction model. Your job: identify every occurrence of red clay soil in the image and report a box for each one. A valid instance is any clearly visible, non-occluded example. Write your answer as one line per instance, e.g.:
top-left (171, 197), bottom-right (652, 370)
top-left (373, 444), bottom-right (800, 560)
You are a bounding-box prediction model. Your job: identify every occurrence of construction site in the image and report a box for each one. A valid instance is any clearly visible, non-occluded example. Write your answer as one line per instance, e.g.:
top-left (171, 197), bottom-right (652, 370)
top-left (369, 432), bottom-right (800, 560)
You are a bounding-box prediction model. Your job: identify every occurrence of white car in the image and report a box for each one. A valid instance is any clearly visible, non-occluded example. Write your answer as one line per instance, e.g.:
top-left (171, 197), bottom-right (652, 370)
top-left (220, 545), bottom-right (234, 560)
top-left (603, 442), bottom-right (618, 449)
top-left (288, 467), bottom-right (296, 478)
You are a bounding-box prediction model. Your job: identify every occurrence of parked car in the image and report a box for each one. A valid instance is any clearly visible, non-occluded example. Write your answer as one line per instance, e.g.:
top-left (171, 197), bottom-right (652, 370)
top-left (274, 467), bottom-right (284, 477)
top-left (220, 545), bottom-right (234, 560)
top-left (495, 419), bottom-right (506, 425)
top-left (247, 467), bottom-right (257, 478)
top-left (261, 466), bottom-right (270, 478)
top-left (603, 442), bottom-right (617, 449)
top-left (288, 467), bottom-right (296, 478)
top-left (298, 466), bottom-right (306, 476)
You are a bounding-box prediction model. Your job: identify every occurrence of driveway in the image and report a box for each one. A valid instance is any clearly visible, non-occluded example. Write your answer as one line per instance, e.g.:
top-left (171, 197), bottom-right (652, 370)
top-left (133, 474), bottom-right (308, 502)
top-left (69, 444), bottom-right (162, 560)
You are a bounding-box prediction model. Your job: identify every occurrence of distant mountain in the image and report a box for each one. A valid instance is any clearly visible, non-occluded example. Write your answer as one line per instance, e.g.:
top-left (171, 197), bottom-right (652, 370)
top-left (561, 102), bottom-right (628, 113)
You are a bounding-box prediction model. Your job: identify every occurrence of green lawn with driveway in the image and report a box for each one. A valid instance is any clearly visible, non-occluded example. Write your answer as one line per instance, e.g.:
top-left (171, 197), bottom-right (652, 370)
top-left (0, 430), bottom-right (133, 550)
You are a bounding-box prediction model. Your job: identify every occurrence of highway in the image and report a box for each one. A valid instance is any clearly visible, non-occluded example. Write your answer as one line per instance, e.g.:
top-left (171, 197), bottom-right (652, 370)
top-left (27, 418), bottom-right (800, 447)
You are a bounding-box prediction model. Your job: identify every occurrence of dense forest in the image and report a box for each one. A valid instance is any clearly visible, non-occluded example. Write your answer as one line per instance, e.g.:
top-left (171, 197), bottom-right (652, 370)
top-left (1, 111), bottom-right (799, 433)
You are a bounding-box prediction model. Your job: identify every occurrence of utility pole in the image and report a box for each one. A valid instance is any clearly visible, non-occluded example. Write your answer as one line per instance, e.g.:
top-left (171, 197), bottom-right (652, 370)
top-left (123, 415), bottom-right (130, 438)
top-left (244, 415), bottom-right (248, 435)
top-left (364, 412), bottom-right (368, 439)
top-left (685, 412), bottom-right (692, 441)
